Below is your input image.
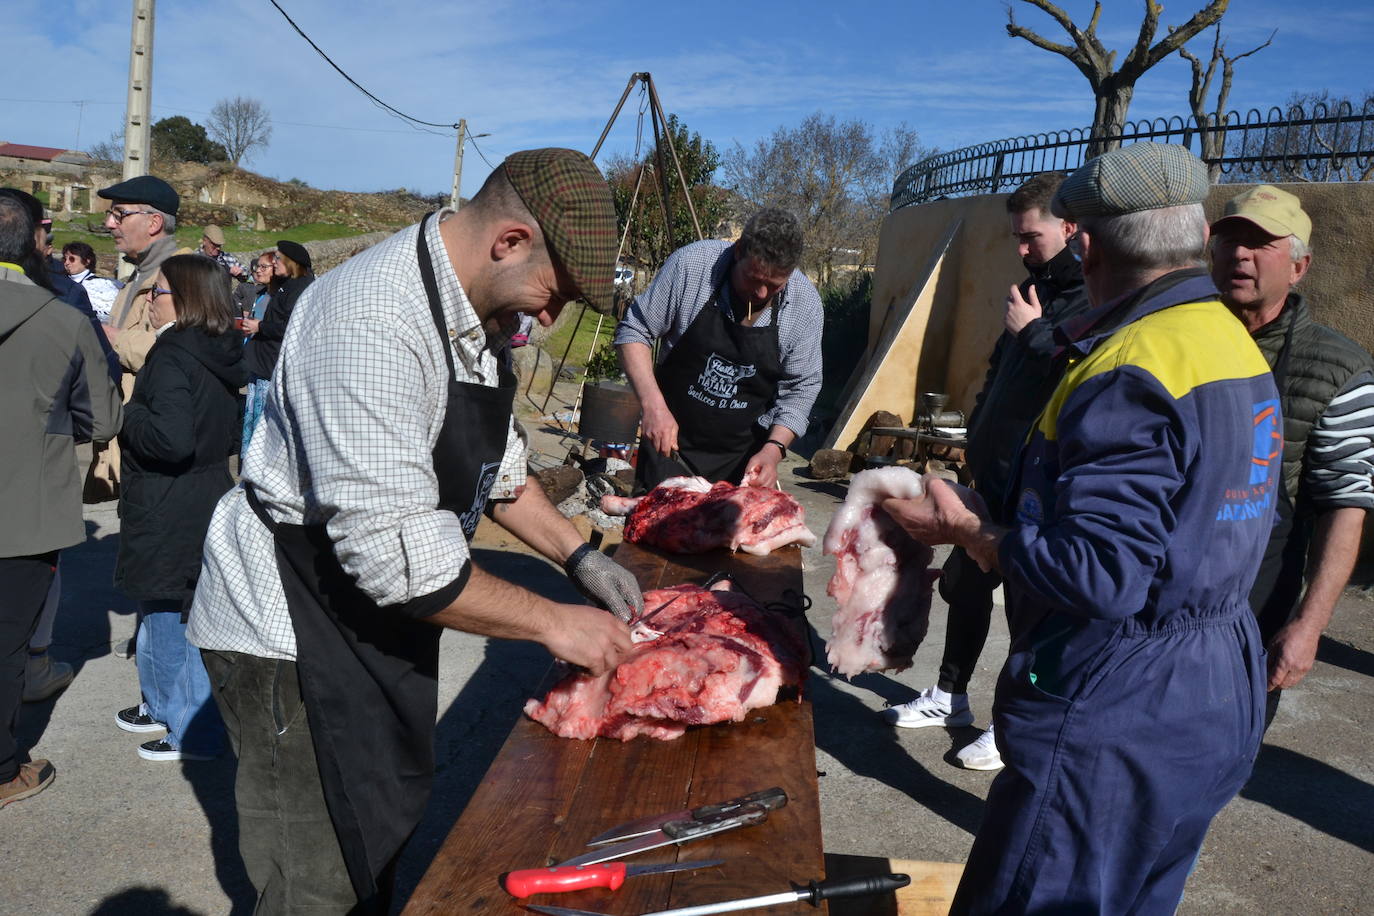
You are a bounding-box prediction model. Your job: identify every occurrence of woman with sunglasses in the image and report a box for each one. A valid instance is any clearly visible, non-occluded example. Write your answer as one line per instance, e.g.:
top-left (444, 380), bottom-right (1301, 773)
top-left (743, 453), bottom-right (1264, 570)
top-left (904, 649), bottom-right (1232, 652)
top-left (61, 242), bottom-right (122, 324)
top-left (237, 252), bottom-right (279, 455)
top-left (241, 240), bottom-right (313, 452)
top-left (113, 254), bottom-right (247, 761)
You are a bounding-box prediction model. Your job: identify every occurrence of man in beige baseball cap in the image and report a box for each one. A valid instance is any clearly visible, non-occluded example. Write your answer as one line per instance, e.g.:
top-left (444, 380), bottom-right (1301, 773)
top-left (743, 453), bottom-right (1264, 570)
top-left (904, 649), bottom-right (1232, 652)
top-left (1211, 184), bottom-right (1374, 729)
top-left (199, 223), bottom-right (246, 281)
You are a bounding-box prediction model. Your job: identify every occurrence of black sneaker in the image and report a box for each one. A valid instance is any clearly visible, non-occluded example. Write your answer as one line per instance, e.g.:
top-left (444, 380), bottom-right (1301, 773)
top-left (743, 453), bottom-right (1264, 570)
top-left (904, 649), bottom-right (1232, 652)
top-left (115, 705), bottom-right (166, 734)
top-left (138, 740), bottom-right (215, 762)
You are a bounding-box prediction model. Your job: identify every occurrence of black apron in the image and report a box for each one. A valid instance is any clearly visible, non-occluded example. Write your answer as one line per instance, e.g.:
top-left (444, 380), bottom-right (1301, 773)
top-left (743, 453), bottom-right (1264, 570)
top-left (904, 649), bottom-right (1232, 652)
top-left (636, 260), bottom-right (785, 489)
top-left (245, 213), bottom-right (515, 909)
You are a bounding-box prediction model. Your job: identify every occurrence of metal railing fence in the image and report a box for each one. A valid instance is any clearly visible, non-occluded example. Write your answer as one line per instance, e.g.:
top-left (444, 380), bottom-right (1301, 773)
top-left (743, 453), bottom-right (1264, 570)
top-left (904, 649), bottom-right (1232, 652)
top-left (891, 99), bottom-right (1374, 211)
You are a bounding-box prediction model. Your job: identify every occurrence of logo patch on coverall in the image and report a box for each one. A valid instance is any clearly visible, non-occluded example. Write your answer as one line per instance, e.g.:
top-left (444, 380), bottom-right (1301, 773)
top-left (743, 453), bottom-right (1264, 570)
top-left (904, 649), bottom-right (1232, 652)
top-left (1016, 487), bottom-right (1045, 525)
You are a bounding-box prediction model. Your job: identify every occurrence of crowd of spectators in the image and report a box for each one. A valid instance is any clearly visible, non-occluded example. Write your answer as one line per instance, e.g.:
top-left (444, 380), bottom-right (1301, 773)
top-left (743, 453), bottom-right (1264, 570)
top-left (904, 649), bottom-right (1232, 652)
top-left (0, 174), bottom-right (317, 805)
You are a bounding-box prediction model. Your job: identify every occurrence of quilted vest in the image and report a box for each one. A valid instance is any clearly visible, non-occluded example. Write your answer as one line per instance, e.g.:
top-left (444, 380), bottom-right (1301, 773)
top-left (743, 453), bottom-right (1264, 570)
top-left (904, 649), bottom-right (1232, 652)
top-left (1250, 293), bottom-right (1374, 505)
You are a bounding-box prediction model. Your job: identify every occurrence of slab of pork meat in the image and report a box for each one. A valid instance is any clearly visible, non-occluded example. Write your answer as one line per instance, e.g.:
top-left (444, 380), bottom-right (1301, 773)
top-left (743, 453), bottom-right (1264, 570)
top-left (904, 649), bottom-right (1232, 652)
top-left (600, 476), bottom-right (817, 556)
top-left (822, 467), bottom-right (939, 677)
top-left (524, 583), bottom-right (807, 741)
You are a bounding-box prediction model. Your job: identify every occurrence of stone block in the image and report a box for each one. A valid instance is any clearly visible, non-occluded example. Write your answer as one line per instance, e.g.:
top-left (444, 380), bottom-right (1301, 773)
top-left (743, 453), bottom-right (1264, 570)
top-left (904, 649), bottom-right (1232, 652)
top-left (810, 449), bottom-right (853, 479)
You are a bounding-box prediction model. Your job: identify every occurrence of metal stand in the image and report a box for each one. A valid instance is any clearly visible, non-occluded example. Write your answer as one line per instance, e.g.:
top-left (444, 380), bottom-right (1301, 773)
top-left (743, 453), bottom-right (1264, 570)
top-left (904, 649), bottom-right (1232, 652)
top-left (537, 72), bottom-right (706, 442)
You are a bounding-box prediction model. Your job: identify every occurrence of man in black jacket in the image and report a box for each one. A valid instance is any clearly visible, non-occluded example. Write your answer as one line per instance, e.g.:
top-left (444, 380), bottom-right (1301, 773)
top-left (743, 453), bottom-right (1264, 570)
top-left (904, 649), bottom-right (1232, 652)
top-left (881, 172), bottom-right (1091, 770)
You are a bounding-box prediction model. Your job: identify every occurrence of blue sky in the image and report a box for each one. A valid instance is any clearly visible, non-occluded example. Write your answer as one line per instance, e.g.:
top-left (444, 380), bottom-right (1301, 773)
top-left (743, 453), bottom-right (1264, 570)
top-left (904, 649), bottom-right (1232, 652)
top-left (4, 0), bottom-right (1370, 197)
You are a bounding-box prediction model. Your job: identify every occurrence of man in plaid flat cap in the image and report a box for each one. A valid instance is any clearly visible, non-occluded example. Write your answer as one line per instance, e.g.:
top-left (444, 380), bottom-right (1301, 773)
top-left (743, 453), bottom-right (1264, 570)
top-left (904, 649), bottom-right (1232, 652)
top-left (189, 148), bottom-right (641, 913)
top-left (882, 143), bottom-right (1281, 913)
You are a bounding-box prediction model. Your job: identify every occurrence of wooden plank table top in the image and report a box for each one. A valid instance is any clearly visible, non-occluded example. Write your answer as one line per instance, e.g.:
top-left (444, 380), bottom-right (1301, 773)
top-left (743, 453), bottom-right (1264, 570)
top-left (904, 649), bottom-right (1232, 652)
top-left (404, 541), bottom-right (823, 916)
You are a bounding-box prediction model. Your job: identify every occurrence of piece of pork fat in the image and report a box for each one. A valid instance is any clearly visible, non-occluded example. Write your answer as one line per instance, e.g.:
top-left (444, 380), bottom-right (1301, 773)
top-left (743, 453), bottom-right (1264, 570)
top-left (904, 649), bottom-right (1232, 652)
top-left (600, 476), bottom-right (817, 555)
top-left (523, 584), bottom-right (807, 741)
top-left (822, 467), bottom-right (939, 677)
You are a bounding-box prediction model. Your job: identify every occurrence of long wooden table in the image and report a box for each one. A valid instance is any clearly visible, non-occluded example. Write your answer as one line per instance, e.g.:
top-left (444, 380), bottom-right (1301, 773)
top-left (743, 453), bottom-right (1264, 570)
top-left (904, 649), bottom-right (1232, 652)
top-left (404, 540), bottom-right (824, 916)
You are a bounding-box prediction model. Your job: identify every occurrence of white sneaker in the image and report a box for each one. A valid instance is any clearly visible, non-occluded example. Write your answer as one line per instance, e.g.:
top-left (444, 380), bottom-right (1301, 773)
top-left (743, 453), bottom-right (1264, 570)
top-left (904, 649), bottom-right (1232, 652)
top-left (956, 725), bottom-right (1004, 770)
top-left (881, 686), bottom-right (974, 729)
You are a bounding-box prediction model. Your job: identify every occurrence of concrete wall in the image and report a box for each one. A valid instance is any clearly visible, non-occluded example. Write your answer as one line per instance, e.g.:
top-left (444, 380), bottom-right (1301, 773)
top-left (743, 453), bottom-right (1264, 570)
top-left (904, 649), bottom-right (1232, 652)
top-left (867, 181), bottom-right (1374, 422)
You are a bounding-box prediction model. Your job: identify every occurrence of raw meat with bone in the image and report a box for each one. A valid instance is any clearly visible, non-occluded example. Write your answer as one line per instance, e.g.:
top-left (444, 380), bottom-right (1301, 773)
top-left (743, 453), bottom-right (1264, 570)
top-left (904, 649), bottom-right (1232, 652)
top-left (524, 583), bottom-right (807, 741)
top-left (823, 467), bottom-right (939, 677)
top-left (601, 477), bottom-right (817, 555)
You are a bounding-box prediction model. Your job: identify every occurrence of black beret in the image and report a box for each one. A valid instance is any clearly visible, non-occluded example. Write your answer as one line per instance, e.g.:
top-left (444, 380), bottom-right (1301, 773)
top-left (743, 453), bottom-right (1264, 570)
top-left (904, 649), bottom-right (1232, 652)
top-left (97, 175), bottom-right (180, 216)
top-left (276, 239), bottom-right (312, 271)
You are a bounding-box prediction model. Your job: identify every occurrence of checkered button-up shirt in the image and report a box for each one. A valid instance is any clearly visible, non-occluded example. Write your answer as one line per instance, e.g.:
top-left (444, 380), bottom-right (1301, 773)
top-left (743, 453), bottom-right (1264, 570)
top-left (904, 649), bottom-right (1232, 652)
top-left (188, 212), bottom-right (527, 659)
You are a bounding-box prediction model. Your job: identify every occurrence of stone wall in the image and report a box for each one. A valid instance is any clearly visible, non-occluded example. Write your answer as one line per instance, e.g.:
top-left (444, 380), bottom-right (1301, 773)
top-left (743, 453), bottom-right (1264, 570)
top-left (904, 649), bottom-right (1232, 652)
top-left (228, 229), bottom-right (395, 277)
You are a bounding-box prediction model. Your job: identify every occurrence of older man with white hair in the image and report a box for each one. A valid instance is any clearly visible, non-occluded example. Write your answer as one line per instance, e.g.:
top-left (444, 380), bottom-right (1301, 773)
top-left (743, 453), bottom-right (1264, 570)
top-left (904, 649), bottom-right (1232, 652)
top-left (1210, 185), bottom-right (1374, 727)
top-left (884, 144), bottom-right (1281, 913)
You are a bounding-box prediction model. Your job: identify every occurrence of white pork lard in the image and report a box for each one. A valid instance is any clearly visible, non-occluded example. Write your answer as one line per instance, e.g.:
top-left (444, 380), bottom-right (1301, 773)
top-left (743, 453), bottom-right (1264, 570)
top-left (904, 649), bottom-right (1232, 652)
top-left (822, 467), bottom-right (939, 677)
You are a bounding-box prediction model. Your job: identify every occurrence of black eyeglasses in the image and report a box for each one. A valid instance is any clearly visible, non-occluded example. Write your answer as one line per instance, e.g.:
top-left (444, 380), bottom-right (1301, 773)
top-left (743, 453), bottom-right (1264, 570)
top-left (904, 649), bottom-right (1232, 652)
top-left (106, 207), bottom-right (155, 223)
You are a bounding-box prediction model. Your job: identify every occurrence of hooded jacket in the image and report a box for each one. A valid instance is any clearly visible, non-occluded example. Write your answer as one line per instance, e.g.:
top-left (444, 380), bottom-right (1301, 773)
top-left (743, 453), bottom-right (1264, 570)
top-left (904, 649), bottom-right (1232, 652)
top-left (0, 270), bottom-right (123, 556)
top-left (965, 245), bottom-right (1091, 518)
top-left (115, 324), bottom-right (248, 601)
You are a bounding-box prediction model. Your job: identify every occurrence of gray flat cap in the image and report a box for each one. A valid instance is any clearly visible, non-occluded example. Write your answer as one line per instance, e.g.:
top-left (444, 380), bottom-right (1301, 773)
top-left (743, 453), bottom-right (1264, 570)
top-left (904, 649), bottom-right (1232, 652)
top-left (1052, 143), bottom-right (1209, 220)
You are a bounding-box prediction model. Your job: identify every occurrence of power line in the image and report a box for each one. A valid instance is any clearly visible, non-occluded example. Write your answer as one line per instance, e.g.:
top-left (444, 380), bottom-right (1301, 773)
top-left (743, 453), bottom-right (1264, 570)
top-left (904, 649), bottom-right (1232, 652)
top-left (467, 133), bottom-right (500, 170)
top-left (268, 0), bottom-right (459, 132)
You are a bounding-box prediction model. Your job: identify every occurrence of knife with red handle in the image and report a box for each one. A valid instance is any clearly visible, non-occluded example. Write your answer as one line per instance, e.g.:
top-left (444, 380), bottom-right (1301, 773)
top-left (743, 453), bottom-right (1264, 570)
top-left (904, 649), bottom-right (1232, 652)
top-left (503, 859), bottom-right (723, 898)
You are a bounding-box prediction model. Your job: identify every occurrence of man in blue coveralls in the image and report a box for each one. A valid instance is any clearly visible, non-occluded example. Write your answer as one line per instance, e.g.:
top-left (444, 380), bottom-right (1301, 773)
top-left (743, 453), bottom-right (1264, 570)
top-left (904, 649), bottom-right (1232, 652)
top-left (884, 143), bottom-right (1280, 914)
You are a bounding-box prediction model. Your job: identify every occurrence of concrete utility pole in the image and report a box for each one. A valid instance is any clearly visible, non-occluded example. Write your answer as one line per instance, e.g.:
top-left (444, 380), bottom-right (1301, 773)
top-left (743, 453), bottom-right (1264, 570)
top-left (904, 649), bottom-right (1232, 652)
top-left (449, 119), bottom-right (467, 210)
top-left (122, 0), bottom-right (155, 180)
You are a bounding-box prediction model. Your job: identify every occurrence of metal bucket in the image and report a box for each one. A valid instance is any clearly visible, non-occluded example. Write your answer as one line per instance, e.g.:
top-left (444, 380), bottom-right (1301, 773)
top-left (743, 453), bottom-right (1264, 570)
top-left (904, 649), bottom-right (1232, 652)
top-left (580, 382), bottom-right (642, 443)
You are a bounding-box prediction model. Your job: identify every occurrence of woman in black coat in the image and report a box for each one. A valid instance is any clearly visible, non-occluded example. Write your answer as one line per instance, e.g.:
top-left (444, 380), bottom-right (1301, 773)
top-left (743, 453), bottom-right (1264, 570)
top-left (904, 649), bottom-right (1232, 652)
top-left (239, 240), bottom-right (313, 451)
top-left (114, 254), bottom-right (248, 762)
top-left (241, 239), bottom-right (313, 385)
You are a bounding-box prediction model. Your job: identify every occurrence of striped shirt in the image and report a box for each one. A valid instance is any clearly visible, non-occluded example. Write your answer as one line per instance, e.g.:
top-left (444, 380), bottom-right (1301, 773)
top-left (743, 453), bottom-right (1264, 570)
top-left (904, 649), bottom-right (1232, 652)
top-left (188, 212), bottom-right (527, 660)
top-left (1307, 371), bottom-right (1374, 509)
top-left (613, 239), bottom-right (823, 438)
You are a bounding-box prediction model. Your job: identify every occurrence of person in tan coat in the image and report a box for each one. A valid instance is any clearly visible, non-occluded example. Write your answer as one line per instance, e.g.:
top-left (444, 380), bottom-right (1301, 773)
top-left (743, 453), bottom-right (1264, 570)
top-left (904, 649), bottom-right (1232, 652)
top-left (88, 177), bottom-right (190, 500)
top-left (98, 176), bottom-right (192, 396)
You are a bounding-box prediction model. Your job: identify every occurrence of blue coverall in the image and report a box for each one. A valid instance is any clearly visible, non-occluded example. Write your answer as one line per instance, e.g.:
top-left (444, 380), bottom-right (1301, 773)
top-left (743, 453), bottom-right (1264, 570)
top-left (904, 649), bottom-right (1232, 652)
top-left (951, 271), bottom-right (1281, 915)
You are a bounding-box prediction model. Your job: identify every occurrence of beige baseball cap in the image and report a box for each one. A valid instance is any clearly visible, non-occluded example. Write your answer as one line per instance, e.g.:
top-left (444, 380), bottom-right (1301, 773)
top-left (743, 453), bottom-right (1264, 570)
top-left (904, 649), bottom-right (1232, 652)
top-left (1212, 185), bottom-right (1311, 246)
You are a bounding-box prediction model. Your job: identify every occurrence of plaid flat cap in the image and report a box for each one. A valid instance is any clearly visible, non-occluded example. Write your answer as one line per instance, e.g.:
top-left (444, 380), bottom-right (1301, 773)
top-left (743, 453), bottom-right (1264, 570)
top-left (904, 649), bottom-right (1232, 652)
top-left (1052, 143), bottom-right (1209, 220)
top-left (503, 148), bottom-right (617, 314)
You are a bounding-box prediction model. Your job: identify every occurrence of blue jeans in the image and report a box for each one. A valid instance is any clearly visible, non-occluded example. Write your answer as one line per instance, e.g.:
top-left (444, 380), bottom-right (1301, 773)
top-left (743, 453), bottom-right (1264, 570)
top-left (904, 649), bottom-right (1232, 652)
top-left (136, 601), bottom-right (224, 755)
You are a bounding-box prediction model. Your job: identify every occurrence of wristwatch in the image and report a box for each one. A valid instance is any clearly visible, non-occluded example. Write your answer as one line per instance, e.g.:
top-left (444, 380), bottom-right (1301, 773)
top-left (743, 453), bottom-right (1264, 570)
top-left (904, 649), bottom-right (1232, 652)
top-left (765, 438), bottom-right (788, 458)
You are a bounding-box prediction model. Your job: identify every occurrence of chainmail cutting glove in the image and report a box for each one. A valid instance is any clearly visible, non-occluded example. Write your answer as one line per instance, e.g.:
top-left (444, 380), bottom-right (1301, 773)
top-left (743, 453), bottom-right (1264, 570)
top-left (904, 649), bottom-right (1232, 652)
top-left (565, 544), bottom-right (644, 622)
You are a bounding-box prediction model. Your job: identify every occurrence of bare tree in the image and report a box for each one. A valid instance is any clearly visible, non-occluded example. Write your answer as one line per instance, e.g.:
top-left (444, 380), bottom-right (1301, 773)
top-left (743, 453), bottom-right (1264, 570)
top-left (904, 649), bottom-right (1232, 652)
top-left (206, 96), bottom-right (273, 166)
top-left (724, 114), bottom-right (927, 286)
top-left (1006, 0), bottom-right (1230, 154)
top-left (1178, 24), bottom-right (1274, 174)
top-left (87, 129), bottom-right (124, 165)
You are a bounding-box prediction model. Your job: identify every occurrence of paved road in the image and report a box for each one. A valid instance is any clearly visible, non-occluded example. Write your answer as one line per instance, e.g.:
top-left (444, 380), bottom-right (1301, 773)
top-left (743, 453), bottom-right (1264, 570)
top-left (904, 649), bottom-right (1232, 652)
top-left (3, 420), bottom-right (1370, 914)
